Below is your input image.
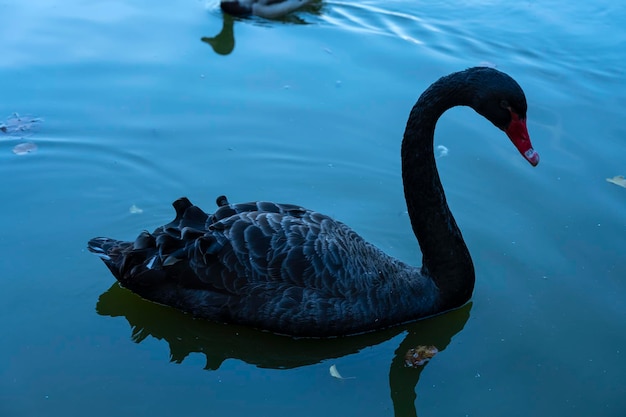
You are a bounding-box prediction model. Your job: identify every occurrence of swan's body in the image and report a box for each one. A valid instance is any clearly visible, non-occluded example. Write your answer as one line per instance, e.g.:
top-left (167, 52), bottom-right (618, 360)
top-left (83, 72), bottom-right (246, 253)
top-left (220, 0), bottom-right (314, 18)
top-left (89, 67), bottom-right (539, 337)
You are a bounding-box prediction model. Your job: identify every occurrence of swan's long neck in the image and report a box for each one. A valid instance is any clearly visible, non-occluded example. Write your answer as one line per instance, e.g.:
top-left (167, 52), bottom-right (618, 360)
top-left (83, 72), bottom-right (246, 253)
top-left (401, 72), bottom-right (477, 310)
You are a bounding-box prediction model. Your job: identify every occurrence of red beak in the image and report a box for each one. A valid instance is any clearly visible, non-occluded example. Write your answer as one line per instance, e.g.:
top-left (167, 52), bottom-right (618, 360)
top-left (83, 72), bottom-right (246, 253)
top-left (505, 113), bottom-right (539, 166)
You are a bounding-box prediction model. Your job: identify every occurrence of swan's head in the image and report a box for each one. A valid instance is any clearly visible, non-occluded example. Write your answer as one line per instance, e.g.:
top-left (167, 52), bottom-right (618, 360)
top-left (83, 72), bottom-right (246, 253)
top-left (470, 67), bottom-right (539, 167)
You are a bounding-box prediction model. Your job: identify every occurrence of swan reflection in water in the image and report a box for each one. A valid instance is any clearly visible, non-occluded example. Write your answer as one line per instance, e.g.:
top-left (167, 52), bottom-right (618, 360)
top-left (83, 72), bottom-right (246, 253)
top-left (96, 283), bottom-right (471, 417)
top-left (202, 1), bottom-right (323, 56)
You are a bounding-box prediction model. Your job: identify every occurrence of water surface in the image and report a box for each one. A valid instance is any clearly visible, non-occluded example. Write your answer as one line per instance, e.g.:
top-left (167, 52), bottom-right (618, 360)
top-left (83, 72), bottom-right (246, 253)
top-left (1, 0), bottom-right (625, 416)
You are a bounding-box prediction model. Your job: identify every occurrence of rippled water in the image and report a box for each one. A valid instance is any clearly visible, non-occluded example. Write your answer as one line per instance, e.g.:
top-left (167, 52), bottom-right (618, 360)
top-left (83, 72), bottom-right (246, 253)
top-left (1, 1), bottom-right (625, 416)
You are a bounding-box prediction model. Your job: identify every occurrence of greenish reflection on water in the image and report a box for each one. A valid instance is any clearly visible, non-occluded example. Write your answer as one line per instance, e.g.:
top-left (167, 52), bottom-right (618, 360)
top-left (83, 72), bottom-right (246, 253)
top-left (97, 283), bottom-right (471, 417)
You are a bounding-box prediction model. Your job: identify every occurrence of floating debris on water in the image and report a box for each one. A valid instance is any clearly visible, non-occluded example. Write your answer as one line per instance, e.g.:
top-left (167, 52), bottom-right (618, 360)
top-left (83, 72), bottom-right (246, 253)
top-left (129, 204), bottom-right (144, 214)
top-left (606, 175), bottom-right (626, 188)
top-left (436, 145), bottom-right (449, 158)
top-left (404, 345), bottom-right (439, 367)
top-left (1, 113), bottom-right (43, 137)
top-left (329, 364), bottom-right (355, 380)
top-left (3, 113), bottom-right (43, 155)
top-left (12, 142), bottom-right (38, 155)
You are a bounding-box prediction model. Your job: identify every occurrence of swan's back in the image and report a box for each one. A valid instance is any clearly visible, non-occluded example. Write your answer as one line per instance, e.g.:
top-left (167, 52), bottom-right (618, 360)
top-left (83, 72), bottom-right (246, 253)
top-left (89, 197), bottom-right (438, 336)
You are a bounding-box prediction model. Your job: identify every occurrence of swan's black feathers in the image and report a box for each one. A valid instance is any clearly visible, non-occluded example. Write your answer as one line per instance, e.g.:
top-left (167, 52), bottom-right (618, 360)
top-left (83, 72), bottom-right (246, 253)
top-left (89, 197), bottom-right (439, 336)
top-left (215, 195), bottom-right (230, 207)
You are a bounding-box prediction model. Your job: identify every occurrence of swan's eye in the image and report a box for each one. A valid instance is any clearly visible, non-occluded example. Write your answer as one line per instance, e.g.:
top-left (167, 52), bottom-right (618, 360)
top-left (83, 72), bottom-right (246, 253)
top-left (500, 100), bottom-right (510, 110)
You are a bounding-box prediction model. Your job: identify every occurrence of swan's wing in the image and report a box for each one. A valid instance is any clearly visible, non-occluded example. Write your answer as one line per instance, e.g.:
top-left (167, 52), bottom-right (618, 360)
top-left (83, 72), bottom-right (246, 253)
top-left (92, 198), bottom-right (358, 307)
top-left (181, 199), bottom-right (355, 296)
top-left (175, 200), bottom-right (381, 332)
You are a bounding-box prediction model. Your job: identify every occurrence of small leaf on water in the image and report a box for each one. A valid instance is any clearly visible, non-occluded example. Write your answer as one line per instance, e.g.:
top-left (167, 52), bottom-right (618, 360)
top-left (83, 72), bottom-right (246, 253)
top-left (329, 364), bottom-right (355, 380)
top-left (129, 204), bottom-right (144, 214)
top-left (404, 345), bottom-right (439, 367)
top-left (606, 175), bottom-right (626, 188)
top-left (436, 145), bottom-right (449, 158)
top-left (2, 113), bottom-right (43, 137)
top-left (12, 142), bottom-right (38, 155)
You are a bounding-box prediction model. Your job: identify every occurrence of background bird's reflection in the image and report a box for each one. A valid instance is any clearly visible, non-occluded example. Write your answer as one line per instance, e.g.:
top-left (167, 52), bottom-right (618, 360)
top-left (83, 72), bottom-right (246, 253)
top-left (202, 1), bottom-right (324, 56)
top-left (96, 283), bottom-right (471, 416)
top-left (202, 14), bottom-right (237, 56)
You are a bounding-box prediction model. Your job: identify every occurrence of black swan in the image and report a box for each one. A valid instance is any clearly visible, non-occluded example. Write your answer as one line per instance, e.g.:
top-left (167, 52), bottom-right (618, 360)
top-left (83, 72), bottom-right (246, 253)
top-left (88, 67), bottom-right (539, 337)
top-left (220, 0), bottom-right (315, 18)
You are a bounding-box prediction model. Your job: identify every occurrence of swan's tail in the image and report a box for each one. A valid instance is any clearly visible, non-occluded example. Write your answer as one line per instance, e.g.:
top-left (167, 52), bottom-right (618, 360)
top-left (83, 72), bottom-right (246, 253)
top-left (88, 231), bottom-right (181, 293)
top-left (88, 237), bottom-right (124, 260)
top-left (88, 237), bottom-right (134, 281)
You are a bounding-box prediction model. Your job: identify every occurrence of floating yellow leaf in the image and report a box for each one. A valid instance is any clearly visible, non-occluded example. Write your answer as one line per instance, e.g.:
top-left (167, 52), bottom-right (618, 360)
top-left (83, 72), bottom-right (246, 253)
top-left (404, 345), bottom-right (439, 367)
top-left (606, 175), bottom-right (626, 188)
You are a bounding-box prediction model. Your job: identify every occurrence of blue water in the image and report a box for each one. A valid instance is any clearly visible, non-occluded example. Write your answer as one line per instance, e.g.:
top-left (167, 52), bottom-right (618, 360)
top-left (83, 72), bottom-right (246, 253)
top-left (1, 1), bottom-right (625, 416)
